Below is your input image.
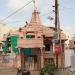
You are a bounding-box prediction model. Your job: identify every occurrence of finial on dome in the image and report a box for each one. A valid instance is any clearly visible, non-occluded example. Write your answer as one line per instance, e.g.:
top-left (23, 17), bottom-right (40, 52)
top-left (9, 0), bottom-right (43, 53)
top-left (32, 0), bottom-right (37, 11)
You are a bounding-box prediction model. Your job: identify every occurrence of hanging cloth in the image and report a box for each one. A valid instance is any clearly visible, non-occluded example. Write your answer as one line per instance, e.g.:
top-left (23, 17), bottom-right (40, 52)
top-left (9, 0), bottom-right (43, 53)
top-left (10, 35), bottom-right (18, 53)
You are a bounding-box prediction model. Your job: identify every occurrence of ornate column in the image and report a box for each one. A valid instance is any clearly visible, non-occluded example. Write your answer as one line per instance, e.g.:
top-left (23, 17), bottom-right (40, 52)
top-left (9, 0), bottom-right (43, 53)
top-left (20, 49), bottom-right (25, 72)
top-left (40, 47), bottom-right (44, 69)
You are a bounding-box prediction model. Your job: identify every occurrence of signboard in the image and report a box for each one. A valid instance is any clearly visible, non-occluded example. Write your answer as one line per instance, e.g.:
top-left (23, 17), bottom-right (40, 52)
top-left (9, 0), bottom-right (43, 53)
top-left (52, 39), bottom-right (58, 43)
top-left (53, 44), bottom-right (61, 54)
top-left (53, 32), bottom-right (59, 39)
top-left (52, 32), bottom-right (59, 43)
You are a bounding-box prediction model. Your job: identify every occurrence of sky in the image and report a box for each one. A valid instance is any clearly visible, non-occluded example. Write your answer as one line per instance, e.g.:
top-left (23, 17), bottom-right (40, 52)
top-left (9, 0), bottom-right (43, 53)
top-left (0, 0), bottom-right (75, 37)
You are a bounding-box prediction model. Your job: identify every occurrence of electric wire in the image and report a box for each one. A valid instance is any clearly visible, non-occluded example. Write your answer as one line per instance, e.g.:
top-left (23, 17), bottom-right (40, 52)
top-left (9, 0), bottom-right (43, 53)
top-left (0, 0), bottom-right (32, 22)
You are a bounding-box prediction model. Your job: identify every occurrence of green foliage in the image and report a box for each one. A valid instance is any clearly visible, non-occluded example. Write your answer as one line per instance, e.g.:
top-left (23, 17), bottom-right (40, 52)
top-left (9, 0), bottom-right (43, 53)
top-left (40, 63), bottom-right (56, 75)
top-left (46, 64), bottom-right (56, 72)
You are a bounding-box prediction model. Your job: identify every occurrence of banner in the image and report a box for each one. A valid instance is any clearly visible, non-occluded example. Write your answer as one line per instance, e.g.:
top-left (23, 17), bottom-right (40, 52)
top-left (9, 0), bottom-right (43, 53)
top-left (10, 35), bottom-right (18, 53)
top-left (23, 48), bottom-right (32, 56)
top-left (23, 35), bottom-right (32, 55)
top-left (53, 43), bottom-right (61, 54)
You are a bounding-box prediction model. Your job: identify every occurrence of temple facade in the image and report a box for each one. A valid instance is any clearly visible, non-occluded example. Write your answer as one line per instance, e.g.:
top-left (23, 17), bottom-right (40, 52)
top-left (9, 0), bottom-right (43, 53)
top-left (0, 10), bottom-right (68, 71)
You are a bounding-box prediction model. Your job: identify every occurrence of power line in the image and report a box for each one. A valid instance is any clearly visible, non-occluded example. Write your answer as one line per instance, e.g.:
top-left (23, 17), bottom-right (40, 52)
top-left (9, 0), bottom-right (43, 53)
top-left (0, 0), bottom-right (32, 22)
top-left (3, 12), bottom-right (53, 24)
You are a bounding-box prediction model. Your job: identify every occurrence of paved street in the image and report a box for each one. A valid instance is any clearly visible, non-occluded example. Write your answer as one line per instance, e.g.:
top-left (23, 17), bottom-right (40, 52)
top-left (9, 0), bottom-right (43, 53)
top-left (55, 69), bottom-right (75, 75)
top-left (1, 67), bottom-right (75, 75)
top-left (0, 73), bottom-right (17, 75)
top-left (0, 67), bottom-right (17, 75)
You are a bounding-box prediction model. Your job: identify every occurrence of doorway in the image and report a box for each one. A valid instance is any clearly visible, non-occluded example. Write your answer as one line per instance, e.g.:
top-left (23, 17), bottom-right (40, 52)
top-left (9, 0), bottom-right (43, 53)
top-left (25, 55), bottom-right (38, 70)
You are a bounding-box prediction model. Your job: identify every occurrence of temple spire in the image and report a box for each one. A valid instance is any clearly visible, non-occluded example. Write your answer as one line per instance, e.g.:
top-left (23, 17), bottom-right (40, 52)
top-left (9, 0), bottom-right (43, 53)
top-left (32, 0), bottom-right (37, 10)
top-left (30, 10), bottom-right (40, 24)
top-left (30, 0), bottom-right (41, 25)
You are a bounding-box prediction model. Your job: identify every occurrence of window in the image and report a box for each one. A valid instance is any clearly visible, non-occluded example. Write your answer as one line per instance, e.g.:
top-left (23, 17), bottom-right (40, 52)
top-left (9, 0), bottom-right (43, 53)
top-left (26, 35), bottom-right (35, 39)
top-left (44, 58), bottom-right (54, 65)
top-left (45, 44), bottom-right (50, 51)
top-left (31, 35), bottom-right (35, 38)
top-left (74, 41), bottom-right (75, 44)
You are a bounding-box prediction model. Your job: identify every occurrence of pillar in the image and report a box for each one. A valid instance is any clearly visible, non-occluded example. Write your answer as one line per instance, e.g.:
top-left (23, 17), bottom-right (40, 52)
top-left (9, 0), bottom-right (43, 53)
top-left (40, 47), bottom-right (44, 69)
top-left (20, 49), bottom-right (25, 72)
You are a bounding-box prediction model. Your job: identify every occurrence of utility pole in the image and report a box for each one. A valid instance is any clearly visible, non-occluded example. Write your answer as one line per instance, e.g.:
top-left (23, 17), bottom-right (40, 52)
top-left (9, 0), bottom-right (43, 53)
top-left (54, 0), bottom-right (63, 69)
top-left (55, 0), bottom-right (58, 32)
top-left (55, 0), bottom-right (59, 68)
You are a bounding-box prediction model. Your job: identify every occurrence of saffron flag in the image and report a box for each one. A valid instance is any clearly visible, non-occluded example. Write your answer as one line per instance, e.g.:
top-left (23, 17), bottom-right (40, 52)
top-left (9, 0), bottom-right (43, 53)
top-left (32, 0), bottom-right (35, 3)
top-left (10, 35), bottom-right (18, 53)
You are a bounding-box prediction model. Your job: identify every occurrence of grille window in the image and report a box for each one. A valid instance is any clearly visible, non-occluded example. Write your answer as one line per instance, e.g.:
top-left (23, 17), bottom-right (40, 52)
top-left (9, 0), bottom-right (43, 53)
top-left (26, 35), bottom-right (35, 39)
top-left (44, 58), bottom-right (54, 65)
top-left (74, 41), bottom-right (75, 44)
top-left (45, 44), bottom-right (50, 51)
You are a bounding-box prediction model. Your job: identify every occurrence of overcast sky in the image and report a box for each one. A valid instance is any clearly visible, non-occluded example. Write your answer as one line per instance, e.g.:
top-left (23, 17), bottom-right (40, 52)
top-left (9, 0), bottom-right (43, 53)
top-left (0, 0), bottom-right (75, 37)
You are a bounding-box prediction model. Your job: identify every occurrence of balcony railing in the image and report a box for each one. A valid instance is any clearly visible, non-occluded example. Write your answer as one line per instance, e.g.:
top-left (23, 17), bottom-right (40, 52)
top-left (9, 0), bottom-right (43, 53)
top-left (43, 51), bottom-right (54, 58)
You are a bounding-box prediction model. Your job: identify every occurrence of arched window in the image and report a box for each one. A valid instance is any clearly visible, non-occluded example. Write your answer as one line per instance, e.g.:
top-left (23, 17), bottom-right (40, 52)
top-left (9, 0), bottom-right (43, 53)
top-left (26, 32), bottom-right (35, 39)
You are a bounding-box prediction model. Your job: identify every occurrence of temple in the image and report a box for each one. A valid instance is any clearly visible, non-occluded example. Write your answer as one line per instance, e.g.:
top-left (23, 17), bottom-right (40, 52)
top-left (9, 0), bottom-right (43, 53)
top-left (0, 10), bottom-right (68, 71)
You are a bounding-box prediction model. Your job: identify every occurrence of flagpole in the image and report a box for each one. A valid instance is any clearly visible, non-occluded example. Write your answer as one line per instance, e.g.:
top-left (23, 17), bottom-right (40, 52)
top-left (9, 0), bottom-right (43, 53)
top-left (32, 0), bottom-right (37, 10)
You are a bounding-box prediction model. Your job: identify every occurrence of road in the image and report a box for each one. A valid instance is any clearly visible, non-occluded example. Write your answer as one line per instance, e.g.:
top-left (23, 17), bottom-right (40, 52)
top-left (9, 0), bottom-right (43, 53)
top-left (0, 73), bottom-right (17, 75)
top-left (55, 69), bottom-right (75, 75)
top-left (1, 67), bottom-right (75, 75)
top-left (0, 67), bottom-right (17, 75)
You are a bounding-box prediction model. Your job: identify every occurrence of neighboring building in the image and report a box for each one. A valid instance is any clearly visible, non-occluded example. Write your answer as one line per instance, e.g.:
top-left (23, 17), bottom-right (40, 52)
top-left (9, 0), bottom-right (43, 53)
top-left (0, 10), bottom-right (68, 71)
top-left (0, 25), bottom-right (18, 67)
top-left (65, 49), bottom-right (74, 68)
top-left (68, 36), bottom-right (75, 71)
top-left (0, 24), bottom-right (15, 37)
top-left (69, 36), bottom-right (75, 49)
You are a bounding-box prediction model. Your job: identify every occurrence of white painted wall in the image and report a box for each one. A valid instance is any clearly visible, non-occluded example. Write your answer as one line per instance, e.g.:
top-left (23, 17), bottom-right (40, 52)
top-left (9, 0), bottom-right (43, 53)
top-left (0, 24), bottom-right (17, 38)
top-left (71, 55), bottom-right (75, 67)
top-left (65, 49), bottom-right (74, 68)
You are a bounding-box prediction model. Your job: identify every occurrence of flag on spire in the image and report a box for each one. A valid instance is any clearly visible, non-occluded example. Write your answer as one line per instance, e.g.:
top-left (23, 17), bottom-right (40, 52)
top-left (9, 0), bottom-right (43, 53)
top-left (32, 0), bottom-right (35, 3)
top-left (32, 0), bottom-right (37, 10)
